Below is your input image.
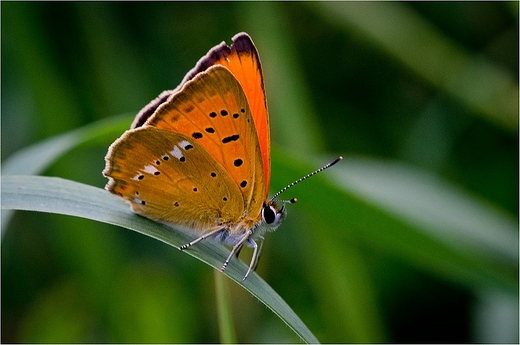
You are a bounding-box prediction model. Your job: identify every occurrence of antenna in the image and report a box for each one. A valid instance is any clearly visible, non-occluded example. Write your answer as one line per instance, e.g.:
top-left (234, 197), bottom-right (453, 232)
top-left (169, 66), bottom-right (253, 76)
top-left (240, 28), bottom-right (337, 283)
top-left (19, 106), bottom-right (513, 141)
top-left (270, 156), bottom-right (343, 202)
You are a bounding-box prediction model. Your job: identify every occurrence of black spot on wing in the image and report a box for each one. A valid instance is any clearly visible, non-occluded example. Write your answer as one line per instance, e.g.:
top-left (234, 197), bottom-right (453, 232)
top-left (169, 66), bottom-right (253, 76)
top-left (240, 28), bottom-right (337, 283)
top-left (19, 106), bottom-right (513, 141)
top-left (222, 134), bottom-right (239, 143)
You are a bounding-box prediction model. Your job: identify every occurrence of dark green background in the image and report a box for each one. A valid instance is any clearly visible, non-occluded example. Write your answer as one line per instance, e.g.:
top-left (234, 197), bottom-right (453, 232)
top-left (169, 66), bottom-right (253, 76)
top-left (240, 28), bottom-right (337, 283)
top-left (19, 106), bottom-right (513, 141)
top-left (2, 2), bottom-right (518, 343)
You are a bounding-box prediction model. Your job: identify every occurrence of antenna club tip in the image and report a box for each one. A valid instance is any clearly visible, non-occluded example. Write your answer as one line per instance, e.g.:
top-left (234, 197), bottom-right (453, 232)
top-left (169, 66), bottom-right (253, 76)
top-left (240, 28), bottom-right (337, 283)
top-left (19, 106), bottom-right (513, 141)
top-left (329, 156), bottom-right (343, 166)
top-left (290, 197), bottom-right (297, 203)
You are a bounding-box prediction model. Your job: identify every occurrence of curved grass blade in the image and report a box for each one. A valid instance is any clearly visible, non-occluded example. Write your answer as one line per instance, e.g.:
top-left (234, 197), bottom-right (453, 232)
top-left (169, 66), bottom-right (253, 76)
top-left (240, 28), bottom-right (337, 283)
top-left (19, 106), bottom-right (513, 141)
top-left (1, 175), bottom-right (320, 344)
top-left (2, 114), bottom-right (133, 176)
top-left (1, 114), bottom-right (133, 233)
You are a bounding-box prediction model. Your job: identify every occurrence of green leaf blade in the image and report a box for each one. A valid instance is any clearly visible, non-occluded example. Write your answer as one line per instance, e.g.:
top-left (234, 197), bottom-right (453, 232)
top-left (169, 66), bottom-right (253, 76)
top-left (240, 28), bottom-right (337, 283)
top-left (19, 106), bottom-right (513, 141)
top-left (2, 174), bottom-right (319, 344)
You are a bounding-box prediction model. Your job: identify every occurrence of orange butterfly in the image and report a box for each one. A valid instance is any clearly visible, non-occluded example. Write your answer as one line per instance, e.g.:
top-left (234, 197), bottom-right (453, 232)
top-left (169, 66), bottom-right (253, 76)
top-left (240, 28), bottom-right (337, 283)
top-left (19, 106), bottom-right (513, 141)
top-left (104, 33), bottom-right (341, 280)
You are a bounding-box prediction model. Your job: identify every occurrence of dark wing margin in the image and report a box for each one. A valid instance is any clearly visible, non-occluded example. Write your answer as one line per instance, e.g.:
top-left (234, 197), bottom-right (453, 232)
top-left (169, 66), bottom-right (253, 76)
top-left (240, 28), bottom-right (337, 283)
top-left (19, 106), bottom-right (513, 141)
top-left (131, 33), bottom-right (257, 129)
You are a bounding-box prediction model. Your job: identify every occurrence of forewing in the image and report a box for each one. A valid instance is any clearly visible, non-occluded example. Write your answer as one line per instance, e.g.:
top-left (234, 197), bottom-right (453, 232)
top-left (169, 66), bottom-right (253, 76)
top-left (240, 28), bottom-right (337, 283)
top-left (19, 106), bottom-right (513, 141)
top-left (132, 33), bottom-right (270, 197)
top-left (144, 66), bottom-right (265, 218)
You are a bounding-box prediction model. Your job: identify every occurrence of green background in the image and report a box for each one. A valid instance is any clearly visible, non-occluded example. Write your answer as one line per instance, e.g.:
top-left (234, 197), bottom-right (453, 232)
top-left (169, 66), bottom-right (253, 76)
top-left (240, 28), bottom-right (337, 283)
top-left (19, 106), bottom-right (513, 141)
top-left (2, 2), bottom-right (518, 343)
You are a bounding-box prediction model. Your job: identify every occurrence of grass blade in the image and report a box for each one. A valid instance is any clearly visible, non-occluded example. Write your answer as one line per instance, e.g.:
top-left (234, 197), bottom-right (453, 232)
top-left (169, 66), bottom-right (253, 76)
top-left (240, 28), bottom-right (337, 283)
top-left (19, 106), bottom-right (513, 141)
top-left (2, 174), bottom-right (320, 344)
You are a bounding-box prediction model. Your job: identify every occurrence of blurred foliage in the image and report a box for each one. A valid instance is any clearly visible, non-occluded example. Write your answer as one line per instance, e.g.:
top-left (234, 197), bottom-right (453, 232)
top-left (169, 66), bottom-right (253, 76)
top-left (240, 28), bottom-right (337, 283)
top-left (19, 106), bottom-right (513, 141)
top-left (2, 2), bottom-right (518, 343)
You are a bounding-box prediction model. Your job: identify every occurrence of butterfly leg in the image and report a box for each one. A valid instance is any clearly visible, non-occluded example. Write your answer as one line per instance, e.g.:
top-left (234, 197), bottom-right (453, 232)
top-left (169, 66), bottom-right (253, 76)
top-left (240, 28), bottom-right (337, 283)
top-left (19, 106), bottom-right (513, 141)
top-left (235, 243), bottom-right (244, 259)
top-left (179, 227), bottom-right (224, 250)
top-left (252, 236), bottom-right (265, 272)
top-left (221, 230), bottom-right (253, 276)
top-left (242, 238), bottom-right (259, 281)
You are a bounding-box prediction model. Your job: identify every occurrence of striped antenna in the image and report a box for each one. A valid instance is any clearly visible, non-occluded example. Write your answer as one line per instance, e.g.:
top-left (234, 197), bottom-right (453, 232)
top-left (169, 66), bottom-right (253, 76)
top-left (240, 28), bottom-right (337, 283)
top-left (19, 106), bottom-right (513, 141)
top-left (270, 156), bottom-right (343, 202)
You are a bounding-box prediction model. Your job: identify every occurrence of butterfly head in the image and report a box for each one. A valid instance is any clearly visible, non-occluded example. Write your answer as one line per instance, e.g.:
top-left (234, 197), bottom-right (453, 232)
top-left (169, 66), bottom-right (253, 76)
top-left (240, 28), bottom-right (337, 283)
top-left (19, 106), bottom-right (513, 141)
top-left (261, 198), bottom-right (296, 231)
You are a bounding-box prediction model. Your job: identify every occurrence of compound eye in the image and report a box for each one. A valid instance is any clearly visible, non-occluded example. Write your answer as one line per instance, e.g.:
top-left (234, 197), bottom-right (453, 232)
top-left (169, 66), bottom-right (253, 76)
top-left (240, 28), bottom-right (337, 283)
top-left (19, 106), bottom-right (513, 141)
top-left (262, 205), bottom-right (276, 224)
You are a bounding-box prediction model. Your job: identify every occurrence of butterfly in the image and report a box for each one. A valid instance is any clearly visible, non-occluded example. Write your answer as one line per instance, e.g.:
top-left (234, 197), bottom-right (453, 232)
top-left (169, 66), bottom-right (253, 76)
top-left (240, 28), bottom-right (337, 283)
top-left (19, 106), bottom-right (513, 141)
top-left (103, 32), bottom-right (341, 280)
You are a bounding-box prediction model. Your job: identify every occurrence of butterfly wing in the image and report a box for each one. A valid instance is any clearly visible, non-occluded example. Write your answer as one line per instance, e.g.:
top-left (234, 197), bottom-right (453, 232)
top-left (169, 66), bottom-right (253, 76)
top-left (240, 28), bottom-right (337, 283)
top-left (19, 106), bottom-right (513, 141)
top-left (132, 33), bottom-right (270, 198)
top-left (104, 126), bottom-right (244, 233)
top-left (107, 66), bottom-right (266, 233)
top-left (200, 33), bottom-right (270, 195)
